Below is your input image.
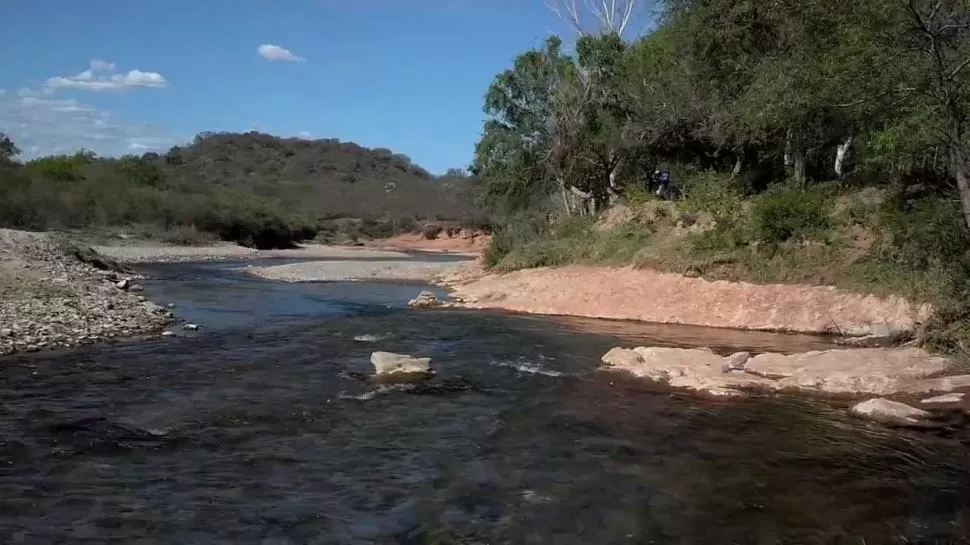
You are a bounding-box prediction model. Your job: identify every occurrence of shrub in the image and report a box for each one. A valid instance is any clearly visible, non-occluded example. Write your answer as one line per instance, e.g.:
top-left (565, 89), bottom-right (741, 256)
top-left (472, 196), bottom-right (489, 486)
top-left (681, 171), bottom-right (744, 227)
top-left (422, 223), bottom-right (444, 240)
top-left (159, 225), bottom-right (217, 246)
top-left (482, 215), bottom-right (546, 268)
top-left (750, 186), bottom-right (831, 244)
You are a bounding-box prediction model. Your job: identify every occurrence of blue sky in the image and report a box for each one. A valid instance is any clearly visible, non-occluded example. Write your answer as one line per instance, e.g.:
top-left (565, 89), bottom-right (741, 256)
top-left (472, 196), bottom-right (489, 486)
top-left (0, 0), bottom-right (652, 174)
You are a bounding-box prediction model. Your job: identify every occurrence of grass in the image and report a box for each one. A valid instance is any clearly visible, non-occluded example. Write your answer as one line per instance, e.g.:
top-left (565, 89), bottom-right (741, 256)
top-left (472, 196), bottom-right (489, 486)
top-left (485, 216), bottom-right (653, 271)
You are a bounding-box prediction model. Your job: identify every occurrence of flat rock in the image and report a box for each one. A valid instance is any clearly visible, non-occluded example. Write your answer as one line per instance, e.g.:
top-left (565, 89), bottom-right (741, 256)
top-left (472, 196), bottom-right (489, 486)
top-left (601, 346), bottom-right (776, 396)
top-left (723, 351), bottom-right (751, 372)
top-left (371, 351), bottom-right (433, 377)
top-left (743, 347), bottom-right (950, 394)
top-left (601, 345), bottom-right (954, 397)
top-left (921, 392), bottom-right (965, 404)
top-left (849, 398), bottom-right (930, 425)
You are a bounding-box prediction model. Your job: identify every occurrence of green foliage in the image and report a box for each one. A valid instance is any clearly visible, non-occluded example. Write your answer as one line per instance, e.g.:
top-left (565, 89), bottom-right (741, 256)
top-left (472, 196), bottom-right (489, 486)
top-left (0, 131), bottom-right (481, 248)
top-left (472, 0), bottom-right (970, 356)
top-left (485, 214), bottom-right (651, 271)
top-left (750, 186), bottom-right (832, 244)
top-left (0, 132), bottom-right (19, 164)
top-left (681, 171), bottom-right (744, 226)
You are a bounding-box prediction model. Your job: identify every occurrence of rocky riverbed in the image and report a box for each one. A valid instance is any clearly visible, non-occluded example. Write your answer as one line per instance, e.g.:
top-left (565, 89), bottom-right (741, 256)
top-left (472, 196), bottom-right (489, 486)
top-left (93, 240), bottom-right (411, 263)
top-left (0, 229), bottom-right (175, 356)
top-left (243, 259), bottom-right (465, 283)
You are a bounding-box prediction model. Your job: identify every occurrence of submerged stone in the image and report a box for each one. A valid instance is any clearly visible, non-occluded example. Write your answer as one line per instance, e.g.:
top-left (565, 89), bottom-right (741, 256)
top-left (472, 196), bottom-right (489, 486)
top-left (370, 351), bottom-right (433, 381)
top-left (849, 398), bottom-right (930, 425)
top-left (408, 290), bottom-right (443, 308)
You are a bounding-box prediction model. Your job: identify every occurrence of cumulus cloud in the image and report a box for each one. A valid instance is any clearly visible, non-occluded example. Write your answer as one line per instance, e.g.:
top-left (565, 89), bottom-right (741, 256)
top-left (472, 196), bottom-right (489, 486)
top-left (257, 44), bottom-right (305, 62)
top-left (0, 93), bottom-right (176, 158)
top-left (45, 59), bottom-right (168, 92)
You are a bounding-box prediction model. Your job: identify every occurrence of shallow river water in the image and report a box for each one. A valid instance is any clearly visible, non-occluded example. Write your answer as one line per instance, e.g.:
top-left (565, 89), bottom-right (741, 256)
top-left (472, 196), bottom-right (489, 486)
top-left (2, 258), bottom-right (970, 544)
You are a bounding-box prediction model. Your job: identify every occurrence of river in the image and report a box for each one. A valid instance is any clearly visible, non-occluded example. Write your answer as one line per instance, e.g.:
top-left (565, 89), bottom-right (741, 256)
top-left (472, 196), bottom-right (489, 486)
top-left (2, 258), bottom-right (970, 544)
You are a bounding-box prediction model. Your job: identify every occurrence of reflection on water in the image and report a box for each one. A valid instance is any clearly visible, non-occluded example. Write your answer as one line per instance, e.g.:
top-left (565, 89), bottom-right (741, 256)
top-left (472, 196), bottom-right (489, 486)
top-left (519, 313), bottom-right (844, 355)
top-left (0, 261), bottom-right (969, 543)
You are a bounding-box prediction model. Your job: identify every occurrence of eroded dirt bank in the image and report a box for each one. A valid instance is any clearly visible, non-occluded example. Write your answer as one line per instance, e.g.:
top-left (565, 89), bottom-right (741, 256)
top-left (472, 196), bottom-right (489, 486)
top-left (371, 230), bottom-right (491, 255)
top-left (437, 264), bottom-right (931, 337)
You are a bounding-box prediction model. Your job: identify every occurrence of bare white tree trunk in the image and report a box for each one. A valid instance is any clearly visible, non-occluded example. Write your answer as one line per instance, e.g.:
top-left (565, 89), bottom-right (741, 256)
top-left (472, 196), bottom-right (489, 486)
top-left (790, 130), bottom-right (807, 186)
top-left (784, 128), bottom-right (793, 168)
top-left (834, 135), bottom-right (853, 178)
top-left (731, 151), bottom-right (743, 179)
top-left (953, 151), bottom-right (970, 230)
top-left (545, 0), bottom-right (637, 37)
top-left (569, 185), bottom-right (594, 216)
top-left (607, 159), bottom-right (622, 205)
top-left (557, 177), bottom-right (573, 215)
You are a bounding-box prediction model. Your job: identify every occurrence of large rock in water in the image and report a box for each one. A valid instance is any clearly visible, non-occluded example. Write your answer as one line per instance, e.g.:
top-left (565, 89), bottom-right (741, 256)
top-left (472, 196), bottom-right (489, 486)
top-left (408, 290), bottom-right (443, 308)
top-left (370, 351), bottom-right (433, 381)
top-left (601, 345), bottom-right (961, 396)
top-left (601, 346), bottom-right (777, 397)
top-left (849, 398), bottom-right (930, 425)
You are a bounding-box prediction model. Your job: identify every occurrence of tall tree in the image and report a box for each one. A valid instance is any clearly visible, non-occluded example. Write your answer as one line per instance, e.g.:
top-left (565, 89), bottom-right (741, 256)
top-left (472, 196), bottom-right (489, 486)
top-left (0, 132), bottom-right (20, 165)
top-left (900, 0), bottom-right (970, 227)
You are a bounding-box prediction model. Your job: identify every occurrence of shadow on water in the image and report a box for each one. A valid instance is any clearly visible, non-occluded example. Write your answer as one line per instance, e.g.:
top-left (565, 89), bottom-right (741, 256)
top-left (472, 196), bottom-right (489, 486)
top-left (1, 259), bottom-right (970, 543)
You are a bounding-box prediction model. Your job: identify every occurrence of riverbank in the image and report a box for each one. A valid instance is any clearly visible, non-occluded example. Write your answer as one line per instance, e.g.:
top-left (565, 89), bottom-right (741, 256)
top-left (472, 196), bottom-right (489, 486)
top-left (0, 229), bottom-right (174, 356)
top-left (435, 263), bottom-right (930, 337)
top-left (92, 240), bottom-right (411, 263)
top-left (425, 258), bottom-right (970, 402)
top-left (242, 259), bottom-right (465, 283)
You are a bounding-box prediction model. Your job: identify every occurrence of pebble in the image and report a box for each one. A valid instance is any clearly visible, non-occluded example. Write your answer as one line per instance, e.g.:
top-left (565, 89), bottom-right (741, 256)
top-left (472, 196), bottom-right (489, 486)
top-left (0, 232), bottom-right (175, 357)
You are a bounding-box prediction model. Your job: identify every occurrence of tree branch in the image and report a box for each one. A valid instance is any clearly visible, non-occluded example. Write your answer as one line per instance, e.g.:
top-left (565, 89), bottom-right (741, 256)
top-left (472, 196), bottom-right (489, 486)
top-left (545, 0), bottom-right (637, 37)
top-left (950, 55), bottom-right (970, 80)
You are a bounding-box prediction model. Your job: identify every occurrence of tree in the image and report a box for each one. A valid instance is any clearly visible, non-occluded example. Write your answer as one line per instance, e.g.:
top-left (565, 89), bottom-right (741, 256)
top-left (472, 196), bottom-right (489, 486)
top-left (546, 0), bottom-right (639, 38)
top-left (472, 36), bottom-right (577, 213)
top-left (0, 132), bottom-right (21, 164)
top-left (900, 0), bottom-right (970, 227)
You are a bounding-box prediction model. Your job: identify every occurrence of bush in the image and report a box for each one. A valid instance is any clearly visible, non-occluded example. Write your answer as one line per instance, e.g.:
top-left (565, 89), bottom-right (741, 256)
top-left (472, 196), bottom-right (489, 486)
top-left (681, 171), bottom-right (744, 227)
top-left (422, 223), bottom-right (444, 240)
top-left (158, 225), bottom-right (218, 246)
top-left (750, 186), bottom-right (831, 244)
top-left (483, 215), bottom-right (546, 268)
top-left (483, 214), bottom-right (651, 271)
top-left (358, 218), bottom-right (395, 239)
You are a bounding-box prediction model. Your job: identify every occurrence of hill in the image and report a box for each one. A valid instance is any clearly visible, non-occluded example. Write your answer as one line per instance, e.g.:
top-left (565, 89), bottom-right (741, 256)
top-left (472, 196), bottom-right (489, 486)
top-left (159, 131), bottom-right (475, 219)
top-left (0, 131), bottom-right (482, 248)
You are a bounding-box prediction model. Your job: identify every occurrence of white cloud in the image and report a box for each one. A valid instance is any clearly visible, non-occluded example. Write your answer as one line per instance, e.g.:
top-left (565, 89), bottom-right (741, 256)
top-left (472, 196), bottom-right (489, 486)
top-left (17, 95), bottom-right (93, 113)
top-left (89, 59), bottom-right (116, 72)
top-left (0, 93), bottom-right (176, 158)
top-left (297, 130), bottom-right (312, 138)
top-left (257, 44), bottom-right (305, 62)
top-left (45, 60), bottom-right (169, 92)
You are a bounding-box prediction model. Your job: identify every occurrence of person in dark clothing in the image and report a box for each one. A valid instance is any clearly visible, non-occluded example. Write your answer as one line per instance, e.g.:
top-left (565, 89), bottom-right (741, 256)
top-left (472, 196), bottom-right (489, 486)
top-left (654, 169), bottom-right (671, 198)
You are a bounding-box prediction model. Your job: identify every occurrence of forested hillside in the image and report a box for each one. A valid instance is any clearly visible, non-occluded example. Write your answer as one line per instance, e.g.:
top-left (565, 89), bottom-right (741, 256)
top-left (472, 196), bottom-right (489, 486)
top-left (0, 131), bottom-right (479, 248)
top-left (473, 0), bottom-right (970, 351)
top-left (162, 131), bottom-right (474, 219)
